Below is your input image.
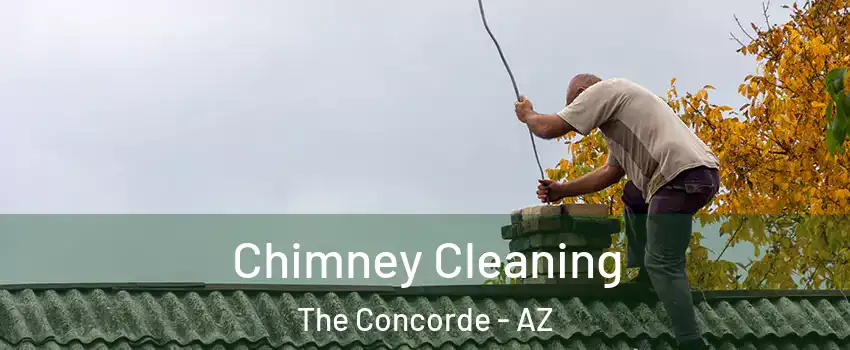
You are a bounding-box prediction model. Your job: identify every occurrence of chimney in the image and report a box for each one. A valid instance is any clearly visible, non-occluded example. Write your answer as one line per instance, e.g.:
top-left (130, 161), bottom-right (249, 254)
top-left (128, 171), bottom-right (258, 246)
top-left (501, 204), bottom-right (621, 285)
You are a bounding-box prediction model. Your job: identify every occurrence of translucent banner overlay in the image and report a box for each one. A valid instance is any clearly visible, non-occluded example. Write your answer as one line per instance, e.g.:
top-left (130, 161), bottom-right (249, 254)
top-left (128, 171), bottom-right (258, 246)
top-left (1, 214), bottom-right (846, 289)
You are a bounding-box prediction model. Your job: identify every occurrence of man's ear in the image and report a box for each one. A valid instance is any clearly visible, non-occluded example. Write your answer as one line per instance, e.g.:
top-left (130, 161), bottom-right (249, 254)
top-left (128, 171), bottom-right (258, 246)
top-left (566, 87), bottom-right (586, 106)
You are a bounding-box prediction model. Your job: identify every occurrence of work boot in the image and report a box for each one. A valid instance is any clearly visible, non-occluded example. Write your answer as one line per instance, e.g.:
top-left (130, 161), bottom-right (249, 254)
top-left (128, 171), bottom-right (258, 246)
top-left (678, 338), bottom-right (708, 349)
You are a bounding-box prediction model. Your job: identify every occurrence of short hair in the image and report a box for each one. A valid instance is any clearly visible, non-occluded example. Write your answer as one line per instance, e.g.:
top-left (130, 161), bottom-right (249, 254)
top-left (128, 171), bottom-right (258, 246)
top-left (567, 74), bottom-right (602, 104)
top-left (572, 74), bottom-right (602, 86)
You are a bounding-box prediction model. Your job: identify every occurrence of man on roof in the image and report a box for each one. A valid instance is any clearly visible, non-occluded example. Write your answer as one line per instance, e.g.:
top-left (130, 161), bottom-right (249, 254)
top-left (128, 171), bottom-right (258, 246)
top-left (513, 74), bottom-right (720, 350)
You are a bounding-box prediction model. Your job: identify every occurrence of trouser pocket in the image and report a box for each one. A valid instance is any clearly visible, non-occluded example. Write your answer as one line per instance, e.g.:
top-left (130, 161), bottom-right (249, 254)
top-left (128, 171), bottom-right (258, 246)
top-left (665, 183), bottom-right (716, 195)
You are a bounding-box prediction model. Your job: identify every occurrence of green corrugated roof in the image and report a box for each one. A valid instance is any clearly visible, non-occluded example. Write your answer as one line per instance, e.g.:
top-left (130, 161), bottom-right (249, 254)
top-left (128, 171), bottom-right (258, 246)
top-left (0, 283), bottom-right (848, 349)
top-left (5, 338), bottom-right (850, 350)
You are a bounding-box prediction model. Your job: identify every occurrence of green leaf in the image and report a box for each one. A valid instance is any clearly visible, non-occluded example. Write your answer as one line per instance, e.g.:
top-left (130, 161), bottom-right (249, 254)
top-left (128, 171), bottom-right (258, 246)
top-left (824, 68), bottom-right (850, 155)
top-left (825, 68), bottom-right (848, 98)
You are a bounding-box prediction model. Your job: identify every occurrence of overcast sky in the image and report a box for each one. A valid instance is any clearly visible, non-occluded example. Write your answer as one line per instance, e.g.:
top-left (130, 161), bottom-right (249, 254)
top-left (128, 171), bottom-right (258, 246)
top-left (0, 1), bottom-right (780, 284)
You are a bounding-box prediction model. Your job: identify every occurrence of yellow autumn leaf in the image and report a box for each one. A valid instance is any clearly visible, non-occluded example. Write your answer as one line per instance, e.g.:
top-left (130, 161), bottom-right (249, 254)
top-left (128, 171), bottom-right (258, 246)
top-left (833, 189), bottom-right (850, 200)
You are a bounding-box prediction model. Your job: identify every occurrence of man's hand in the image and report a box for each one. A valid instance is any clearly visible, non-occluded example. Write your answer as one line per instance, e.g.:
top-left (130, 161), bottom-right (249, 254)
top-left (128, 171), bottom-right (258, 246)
top-left (515, 96), bottom-right (534, 123)
top-left (537, 179), bottom-right (565, 203)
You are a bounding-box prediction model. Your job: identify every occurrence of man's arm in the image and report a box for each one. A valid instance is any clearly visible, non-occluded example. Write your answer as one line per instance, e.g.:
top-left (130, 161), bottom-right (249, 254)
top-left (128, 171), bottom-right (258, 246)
top-left (538, 155), bottom-right (625, 203)
top-left (557, 163), bottom-right (625, 197)
top-left (514, 97), bottom-right (576, 139)
top-left (523, 112), bottom-right (575, 139)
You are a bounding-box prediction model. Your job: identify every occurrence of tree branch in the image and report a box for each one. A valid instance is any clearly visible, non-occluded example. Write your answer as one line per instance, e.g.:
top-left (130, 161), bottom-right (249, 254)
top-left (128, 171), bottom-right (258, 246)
top-left (716, 217), bottom-right (747, 261)
top-left (823, 264), bottom-right (845, 289)
top-left (756, 246), bottom-right (780, 288)
top-left (734, 14), bottom-right (758, 42)
top-left (762, 0), bottom-right (773, 30)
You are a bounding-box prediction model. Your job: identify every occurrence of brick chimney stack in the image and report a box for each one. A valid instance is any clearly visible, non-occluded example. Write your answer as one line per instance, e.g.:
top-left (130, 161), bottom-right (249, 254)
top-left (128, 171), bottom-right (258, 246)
top-left (501, 204), bottom-right (621, 285)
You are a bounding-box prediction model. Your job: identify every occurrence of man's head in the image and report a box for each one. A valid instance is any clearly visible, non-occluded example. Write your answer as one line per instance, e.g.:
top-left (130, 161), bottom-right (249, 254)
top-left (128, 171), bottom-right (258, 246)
top-left (566, 73), bottom-right (602, 106)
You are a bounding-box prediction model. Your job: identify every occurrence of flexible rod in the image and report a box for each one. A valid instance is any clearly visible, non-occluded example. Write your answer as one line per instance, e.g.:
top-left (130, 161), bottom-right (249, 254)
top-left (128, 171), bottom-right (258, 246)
top-left (476, 0), bottom-right (546, 180)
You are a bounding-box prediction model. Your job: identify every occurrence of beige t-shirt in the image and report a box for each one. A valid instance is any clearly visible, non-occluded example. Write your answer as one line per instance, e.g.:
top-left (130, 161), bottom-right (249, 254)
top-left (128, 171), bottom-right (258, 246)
top-left (557, 78), bottom-right (720, 200)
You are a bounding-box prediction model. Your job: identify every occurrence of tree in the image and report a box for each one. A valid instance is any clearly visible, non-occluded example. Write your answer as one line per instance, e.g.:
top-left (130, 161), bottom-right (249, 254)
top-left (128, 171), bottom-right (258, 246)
top-left (546, 0), bottom-right (850, 290)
